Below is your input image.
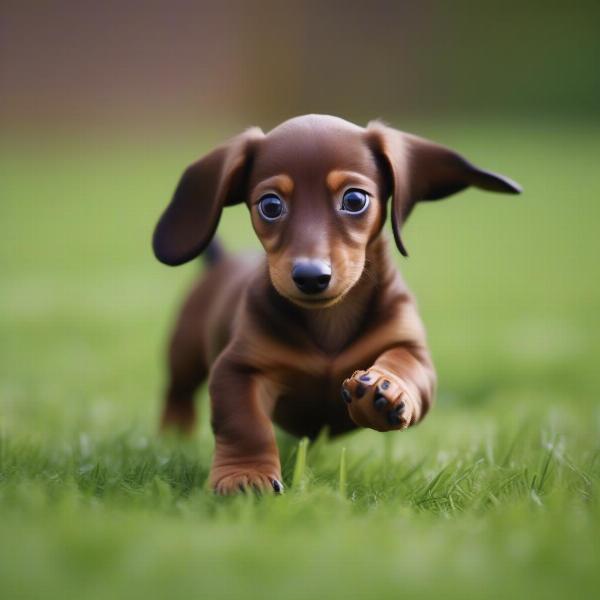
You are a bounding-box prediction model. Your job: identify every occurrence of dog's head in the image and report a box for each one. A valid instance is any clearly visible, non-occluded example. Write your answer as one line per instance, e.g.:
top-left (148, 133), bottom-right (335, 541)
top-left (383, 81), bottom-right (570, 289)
top-left (153, 115), bottom-right (521, 308)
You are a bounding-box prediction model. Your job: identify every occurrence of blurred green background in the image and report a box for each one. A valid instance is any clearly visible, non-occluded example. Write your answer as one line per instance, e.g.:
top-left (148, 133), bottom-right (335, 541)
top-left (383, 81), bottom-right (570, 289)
top-left (1, 2), bottom-right (599, 599)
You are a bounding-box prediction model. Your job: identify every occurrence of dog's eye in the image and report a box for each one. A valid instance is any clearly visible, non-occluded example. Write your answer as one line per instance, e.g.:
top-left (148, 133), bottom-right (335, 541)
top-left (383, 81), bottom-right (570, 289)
top-left (258, 194), bottom-right (285, 221)
top-left (341, 189), bottom-right (369, 214)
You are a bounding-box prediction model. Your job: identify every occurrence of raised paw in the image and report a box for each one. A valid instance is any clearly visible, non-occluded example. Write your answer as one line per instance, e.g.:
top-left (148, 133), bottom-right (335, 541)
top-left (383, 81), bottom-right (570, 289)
top-left (210, 464), bottom-right (284, 496)
top-left (342, 368), bottom-right (415, 432)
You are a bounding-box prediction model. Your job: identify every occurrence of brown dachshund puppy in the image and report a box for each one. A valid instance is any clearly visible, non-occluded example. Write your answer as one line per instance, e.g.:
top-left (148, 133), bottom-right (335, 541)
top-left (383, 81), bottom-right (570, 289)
top-left (152, 114), bottom-right (521, 495)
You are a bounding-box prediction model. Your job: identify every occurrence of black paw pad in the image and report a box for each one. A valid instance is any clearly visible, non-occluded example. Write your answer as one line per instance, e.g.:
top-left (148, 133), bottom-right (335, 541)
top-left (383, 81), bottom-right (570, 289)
top-left (387, 411), bottom-right (403, 426)
top-left (373, 393), bottom-right (388, 411)
top-left (387, 402), bottom-right (406, 426)
top-left (359, 374), bottom-right (371, 382)
top-left (381, 380), bottom-right (391, 390)
top-left (355, 383), bottom-right (366, 398)
top-left (272, 479), bottom-right (284, 494)
top-left (341, 388), bottom-right (352, 404)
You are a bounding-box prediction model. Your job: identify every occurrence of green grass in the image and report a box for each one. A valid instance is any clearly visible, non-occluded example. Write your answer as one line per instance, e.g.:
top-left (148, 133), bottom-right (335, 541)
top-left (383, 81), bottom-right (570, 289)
top-left (1, 119), bottom-right (599, 599)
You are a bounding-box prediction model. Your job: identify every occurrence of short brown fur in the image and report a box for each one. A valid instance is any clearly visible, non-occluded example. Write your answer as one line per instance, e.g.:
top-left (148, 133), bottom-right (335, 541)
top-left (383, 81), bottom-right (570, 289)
top-left (153, 114), bottom-right (521, 494)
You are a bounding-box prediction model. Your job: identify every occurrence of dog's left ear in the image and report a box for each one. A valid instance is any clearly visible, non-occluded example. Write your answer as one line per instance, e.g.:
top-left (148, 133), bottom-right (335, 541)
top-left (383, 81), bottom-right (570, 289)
top-left (366, 122), bottom-right (522, 256)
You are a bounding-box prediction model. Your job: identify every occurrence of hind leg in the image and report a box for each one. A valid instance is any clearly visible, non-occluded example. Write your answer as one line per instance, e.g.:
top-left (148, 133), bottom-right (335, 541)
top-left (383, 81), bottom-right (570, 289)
top-left (160, 325), bottom-right (208, 435)
top-left (161, 376), bottom-right (205, 434)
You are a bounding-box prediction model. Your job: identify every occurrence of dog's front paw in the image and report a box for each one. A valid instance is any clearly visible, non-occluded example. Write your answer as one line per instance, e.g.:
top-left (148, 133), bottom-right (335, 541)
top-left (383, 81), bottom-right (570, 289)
top-left (342, 368), bottom-right (415, 432)
top-left (210, 464), bottom-right (284, 496)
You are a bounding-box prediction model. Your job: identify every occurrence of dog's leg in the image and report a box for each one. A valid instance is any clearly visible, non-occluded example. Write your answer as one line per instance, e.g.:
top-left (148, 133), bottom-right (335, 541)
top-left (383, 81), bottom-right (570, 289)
top-left (160, 332), bottom-right (208, 434)
top-left (208, 354), bottom-right (282, 495)
top-left (160, 377), bottom-right (204, 434)
top-left (341, 345), bottom-right (436, 432)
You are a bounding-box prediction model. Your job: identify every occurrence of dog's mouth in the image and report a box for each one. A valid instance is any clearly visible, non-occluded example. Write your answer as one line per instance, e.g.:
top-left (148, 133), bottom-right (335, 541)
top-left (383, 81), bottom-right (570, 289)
top-left (270, 266), bottom-right (361, 310)
top-left (286, 293), bottom-right (344, 310)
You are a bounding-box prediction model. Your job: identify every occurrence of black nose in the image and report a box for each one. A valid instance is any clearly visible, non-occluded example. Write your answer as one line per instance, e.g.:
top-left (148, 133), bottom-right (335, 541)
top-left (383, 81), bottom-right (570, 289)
top-left (292, 260), bottom-right (331, 295)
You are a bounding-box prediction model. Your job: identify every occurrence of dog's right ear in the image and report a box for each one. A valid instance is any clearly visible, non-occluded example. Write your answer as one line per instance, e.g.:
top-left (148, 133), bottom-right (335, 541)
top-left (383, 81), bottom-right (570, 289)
top-left (153, 127), bottom-right (264, 266)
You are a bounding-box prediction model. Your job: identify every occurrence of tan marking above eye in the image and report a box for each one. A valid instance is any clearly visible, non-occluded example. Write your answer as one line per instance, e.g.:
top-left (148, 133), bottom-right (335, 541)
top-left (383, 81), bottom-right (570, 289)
top-left (326, 170), bottom-right (377, 195)
top-left (252, 174), bottom-right (294, 203)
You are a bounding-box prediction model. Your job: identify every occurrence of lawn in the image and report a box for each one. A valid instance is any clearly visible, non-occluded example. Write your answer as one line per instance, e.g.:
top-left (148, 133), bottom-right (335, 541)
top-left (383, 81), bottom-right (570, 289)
top-left (1, 118), bottom-right (599, 599)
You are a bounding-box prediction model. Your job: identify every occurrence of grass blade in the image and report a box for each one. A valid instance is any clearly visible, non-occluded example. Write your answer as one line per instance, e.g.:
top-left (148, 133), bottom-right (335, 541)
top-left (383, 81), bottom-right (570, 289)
top-left (338, 447), bottom-right (347, 497)
top-left (291, 437), bottom-right (309, 491)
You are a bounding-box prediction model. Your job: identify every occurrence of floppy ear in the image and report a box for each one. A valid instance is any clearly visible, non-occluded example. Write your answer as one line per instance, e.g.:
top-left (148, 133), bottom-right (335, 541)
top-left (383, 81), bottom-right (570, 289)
top-left (366, 121), bottom-right (522, 257)
top-left (152, 127), bottom-right (264, 266)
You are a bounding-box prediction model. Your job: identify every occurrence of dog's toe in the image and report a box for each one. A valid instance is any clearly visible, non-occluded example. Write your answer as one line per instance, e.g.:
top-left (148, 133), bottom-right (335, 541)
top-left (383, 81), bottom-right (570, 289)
top-left (387, 401), bottom-right (406, 426)
top-left (212, 468), bottom-right (283, 496)
top-left (373, 385), bottom-right (389, 410)
top-left (341, 388), bottom-right (352, 404)
top-left (373, 395), bottom-right (388, 411)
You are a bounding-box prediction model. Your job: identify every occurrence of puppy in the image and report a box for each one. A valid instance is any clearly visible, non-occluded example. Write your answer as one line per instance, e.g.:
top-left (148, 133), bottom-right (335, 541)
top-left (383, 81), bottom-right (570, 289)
top-left (152, 114), bottom-right (521, 494)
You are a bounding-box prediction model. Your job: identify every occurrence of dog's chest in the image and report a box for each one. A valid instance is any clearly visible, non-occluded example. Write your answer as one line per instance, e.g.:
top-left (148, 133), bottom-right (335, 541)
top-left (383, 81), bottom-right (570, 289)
top-left (305, 296), bottom-right (371, 355)
top-left (269, 340), bottom-right (384, 437)
top-left (271, 369), bottom-right (357, 438)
